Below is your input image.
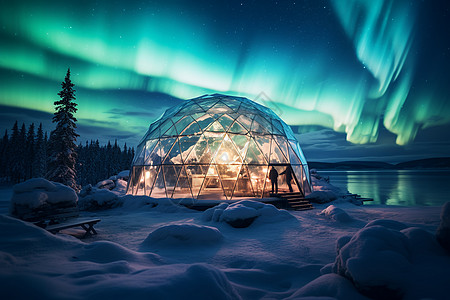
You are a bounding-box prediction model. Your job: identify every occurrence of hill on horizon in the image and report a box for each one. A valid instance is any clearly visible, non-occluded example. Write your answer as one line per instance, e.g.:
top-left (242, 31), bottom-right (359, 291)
top-left (308, 157), bottom-right (450, 170)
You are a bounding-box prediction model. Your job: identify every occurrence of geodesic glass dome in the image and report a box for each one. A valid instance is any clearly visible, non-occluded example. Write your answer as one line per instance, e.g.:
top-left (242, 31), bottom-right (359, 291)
top-left (127, 94), bottom-right (312, 200)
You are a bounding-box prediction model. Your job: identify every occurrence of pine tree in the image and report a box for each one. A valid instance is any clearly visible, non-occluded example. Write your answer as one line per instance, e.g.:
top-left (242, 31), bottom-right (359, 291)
top-left (33, 123), bottom-right (47, 178)
top-left (7, 122), bottom-right (19, 182)
top-left (0, 130), bottom-right (8, 179)
top-left (46, 68), bottom-right (80, 190)
top-left (122, 143), bottom-right (129, 170)
top-left (105, 140), bottom-right (112, 178)
top-left (25, 123), bottom-right (35, 179)
top-left (112, 139), bottom-right (121, 175)
top-left (11, 123), bottom-right (27, 183)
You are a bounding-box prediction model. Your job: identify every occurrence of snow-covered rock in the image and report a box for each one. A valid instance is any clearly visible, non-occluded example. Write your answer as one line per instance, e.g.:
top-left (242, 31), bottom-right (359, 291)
top-left (78, 187), bottom-right (119, 211)
top-left (142, 224), bottom-right (223, 246)
top-left (320, 205), bottom-right (353, 222)
top-left (78, 171), bottom-right (133, 210)
top-left (325, 219), bottom-right (450, 299)
top-left (112, 179), bottom-right (128, 194)
top-left (108, 170), bottom-right (130, 181)
top-left (436, 201), bottom-right (450, 252)
top-left (308, 173), bottom-right (347, 204)
top-left (9, 178), bottom-right (77, 219)
top-left (116, 170), bottom-right (130, 181)
top-left (203, 200), bottom-right (295, 228)
top-left (96, 179), bottom-right (115, 190)
top-left (95, 171), bottom-right (130, 194)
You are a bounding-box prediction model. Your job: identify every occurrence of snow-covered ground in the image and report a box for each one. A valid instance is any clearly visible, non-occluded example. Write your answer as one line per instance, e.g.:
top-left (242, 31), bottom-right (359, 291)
top-left (0, 177), bottom-right (449, 299)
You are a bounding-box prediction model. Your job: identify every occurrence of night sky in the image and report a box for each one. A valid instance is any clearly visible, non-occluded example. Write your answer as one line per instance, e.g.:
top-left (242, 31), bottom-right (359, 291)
top-left (1, 0), bottom-right (449, 163)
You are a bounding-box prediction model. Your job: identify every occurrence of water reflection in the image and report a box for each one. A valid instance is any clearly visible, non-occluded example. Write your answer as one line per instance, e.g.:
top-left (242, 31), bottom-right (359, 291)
top-left (317, 170), bottom-right (450, 206)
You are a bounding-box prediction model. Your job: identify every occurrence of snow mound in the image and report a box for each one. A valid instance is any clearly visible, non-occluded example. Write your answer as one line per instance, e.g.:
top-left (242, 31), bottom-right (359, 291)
top-left (325, 219), bottom-right (450, 299)
top-left (436, 201), bottom-right (450, 252)
top-left (288, 273), bottom-right (367, 300)
top-left (203, 200), bottom-right (295, 228)
top-left (320, 205), bottom-right (353, 223)
top-left (142, 224), bottom-right (223, 246)
top-left (9, 178), bottom-right (78, 219)
top-left (78, 185), bottom-right (119, 211)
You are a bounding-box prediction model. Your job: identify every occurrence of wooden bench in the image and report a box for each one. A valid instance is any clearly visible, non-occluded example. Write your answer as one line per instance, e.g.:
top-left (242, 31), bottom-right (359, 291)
top-left (45, 218), bottom-right (101, 238)
top-left (18, 206), bottom-right (101, 238)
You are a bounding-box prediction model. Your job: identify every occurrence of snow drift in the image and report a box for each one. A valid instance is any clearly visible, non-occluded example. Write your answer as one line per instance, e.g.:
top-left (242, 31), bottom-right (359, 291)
top-left (323, 218), bottom-right (450, 299)
top-left (202, 200), bottom-right (295, 228)
top-left (142, 224), bottom-right (223, 246)
top-left (0, 215), bottom-right (239, 300)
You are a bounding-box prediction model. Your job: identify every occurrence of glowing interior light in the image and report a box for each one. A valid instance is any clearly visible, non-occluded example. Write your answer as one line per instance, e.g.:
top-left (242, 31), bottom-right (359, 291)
top-left (220, 152), bottom-right (229, 162)
top-left (145, 171), bottom-right (150, 179)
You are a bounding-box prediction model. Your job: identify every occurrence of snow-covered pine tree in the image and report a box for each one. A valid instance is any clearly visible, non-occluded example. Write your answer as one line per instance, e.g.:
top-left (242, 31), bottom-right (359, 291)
top-left (46, 68), bottom-right (80, 190)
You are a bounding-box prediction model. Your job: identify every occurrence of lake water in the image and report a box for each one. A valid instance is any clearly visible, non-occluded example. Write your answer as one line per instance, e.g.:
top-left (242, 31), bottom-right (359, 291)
top-left (316, 170), bottom-right (450, 206)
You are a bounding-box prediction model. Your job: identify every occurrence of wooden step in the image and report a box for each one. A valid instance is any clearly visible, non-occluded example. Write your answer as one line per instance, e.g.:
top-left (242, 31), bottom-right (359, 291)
top-left (289, 202), bottom-right (313, 207)
top-left (270, 192), bottom-right (313, 211)
top-left (286, 197), bottom-right (307, 201)
top-left (271, 192), bottom-right (303, 197)
top-left (289, 203), bottom-right (311, 207)
top-left (278, 192), bottom-right (303, 196)
top-left (287, 199), bottom-right (310, 203)
top-left (289, 202), bottom-right (309, 205)
top-left (290, 204), bottom-right (313, 211)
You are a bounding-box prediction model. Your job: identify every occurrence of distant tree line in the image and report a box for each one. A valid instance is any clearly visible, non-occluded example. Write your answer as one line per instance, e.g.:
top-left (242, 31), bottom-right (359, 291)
top-left (0, 121), bottom-right (134, 186)
top-left (77, 140), bottom-right (134, 186)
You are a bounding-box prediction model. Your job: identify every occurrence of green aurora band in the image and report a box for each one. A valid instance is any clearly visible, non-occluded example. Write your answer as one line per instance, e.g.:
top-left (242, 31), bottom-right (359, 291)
top-left (0, 0), bottom-right (449, 147)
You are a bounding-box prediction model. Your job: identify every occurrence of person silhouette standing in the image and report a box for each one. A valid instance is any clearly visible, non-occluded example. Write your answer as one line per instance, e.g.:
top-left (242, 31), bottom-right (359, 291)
top-left (269, 166), bottom-right (278, 194)
top-left (280, 166), bottom-right (293, 192)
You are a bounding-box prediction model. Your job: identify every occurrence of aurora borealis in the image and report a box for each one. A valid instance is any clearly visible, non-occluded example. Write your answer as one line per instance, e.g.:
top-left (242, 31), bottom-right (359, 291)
top-left (1, 0), bottom-right (449, 162)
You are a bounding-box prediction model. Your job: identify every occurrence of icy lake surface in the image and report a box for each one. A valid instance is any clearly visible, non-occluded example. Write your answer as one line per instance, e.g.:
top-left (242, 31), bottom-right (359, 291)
top-left (317, 170), bottom-right (450, 206)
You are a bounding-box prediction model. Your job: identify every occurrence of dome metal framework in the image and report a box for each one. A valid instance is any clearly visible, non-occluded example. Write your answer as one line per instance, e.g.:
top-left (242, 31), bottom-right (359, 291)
top-left (127, 94), bottom-right (312, 200)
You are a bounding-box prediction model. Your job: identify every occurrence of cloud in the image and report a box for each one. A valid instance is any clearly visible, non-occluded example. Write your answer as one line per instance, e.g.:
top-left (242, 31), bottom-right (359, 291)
top-left (297, 124), bottom-right (450, 163)
top-left (107, 108), bottom-right (157, 118)
top-left (0, 105), bottom-right (54, 133)
top-left (77, 122), bottom-right (144, 146)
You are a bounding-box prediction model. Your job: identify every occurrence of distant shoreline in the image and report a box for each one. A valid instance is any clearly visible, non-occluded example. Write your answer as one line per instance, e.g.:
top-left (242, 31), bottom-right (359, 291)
top-left (309, 157), bottom-right (450, 170)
